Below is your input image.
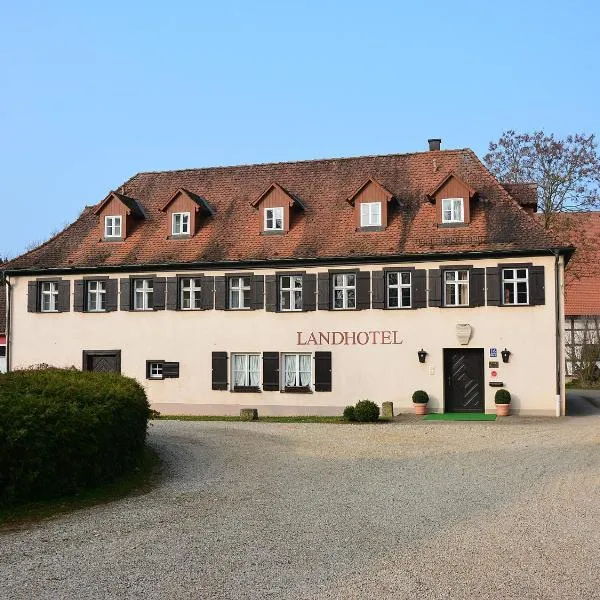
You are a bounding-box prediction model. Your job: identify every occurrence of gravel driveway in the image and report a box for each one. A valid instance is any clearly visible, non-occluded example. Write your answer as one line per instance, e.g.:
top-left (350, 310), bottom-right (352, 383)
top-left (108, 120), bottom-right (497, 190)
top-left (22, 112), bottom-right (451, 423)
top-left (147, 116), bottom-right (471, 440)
top-left (2, 416), bottom-right (600, 600)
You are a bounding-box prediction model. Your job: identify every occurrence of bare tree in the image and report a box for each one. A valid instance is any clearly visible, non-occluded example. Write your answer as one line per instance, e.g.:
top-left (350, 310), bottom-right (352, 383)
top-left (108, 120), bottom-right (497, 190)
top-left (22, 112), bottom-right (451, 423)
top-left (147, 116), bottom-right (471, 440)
top-left (566, 316), bottom-right (600, 385)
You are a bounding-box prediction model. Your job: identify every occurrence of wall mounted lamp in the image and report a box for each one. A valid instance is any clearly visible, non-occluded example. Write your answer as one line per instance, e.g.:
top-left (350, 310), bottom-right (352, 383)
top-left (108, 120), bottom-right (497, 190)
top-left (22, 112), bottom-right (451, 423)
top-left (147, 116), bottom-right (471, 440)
top-left (501, 348), bottom-right (511, 363)
top-left (418, 349), bottom-right (428, 363)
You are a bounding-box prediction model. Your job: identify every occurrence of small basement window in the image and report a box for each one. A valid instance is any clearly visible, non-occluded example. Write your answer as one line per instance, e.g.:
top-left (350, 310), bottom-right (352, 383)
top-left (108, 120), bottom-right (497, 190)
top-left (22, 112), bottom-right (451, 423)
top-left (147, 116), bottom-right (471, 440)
top-left (172, 212), bottom-right (190, 235)
top-left (441, 198), bottom-right (464, 224)
top-left (148, 362), bottom-right (163, 379)
top-left (265, 207), bottom-right (284, 231)
top-left (360, 202), bottom-right (382, 227)
top-left (104, 215), bottom-right (122, 238)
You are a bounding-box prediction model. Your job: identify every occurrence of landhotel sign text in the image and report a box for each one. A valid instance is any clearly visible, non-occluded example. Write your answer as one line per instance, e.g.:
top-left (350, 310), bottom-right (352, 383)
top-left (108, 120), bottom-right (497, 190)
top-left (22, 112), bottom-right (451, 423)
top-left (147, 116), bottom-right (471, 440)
top-left (297, 331), bottom-right (403, 346)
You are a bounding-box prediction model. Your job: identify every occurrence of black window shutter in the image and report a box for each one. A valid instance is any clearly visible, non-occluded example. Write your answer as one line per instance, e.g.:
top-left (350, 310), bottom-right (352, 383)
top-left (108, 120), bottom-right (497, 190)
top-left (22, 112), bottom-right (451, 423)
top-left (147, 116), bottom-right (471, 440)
top-left (469, 268), bottom-right (485, 307)
top-left (73, 280), bottom-right (85, 312)
top-left (211, 352), bottom-right (228, 390)
top-left (214, 276), bottom-right (227, 310)
top-left (27, 281), bottom-right (39, 312)
top-left (153, 277), bottom-right (166, 310)
top-left (120, 278), bottom-right (131, 311)
top-left (265, 275), bottom-right (277, 312)
top-left (412, 269), bottom-right (427, 309)
top-left (372, 271), bottom-right (385, 309)
top-left (428, 269), bottom-right (442, 307)
top-left (317, 272), bottom-right (331, 310)
top-left (302, 273), bottom-right (316, 312)
top-left (163, 362), bottom-right (180, 378)
top-left (262, 352), bottom-right (280, 391)
top-left (486, 267), bottom-right (501, 306)
top-left (166, 277), bottom-right (178, 310)
top-left (314, 351), bottom-right (332, 392)
top-left (201, 276), bottom-right (215, 310)
top-left (105, 279), bottom-right (118, 312)
top-left (356, 271), bottom-right (371, 310)
top-left (251, 275), bottom-right (264, 310)
top-left (530, 266), bottom-right (545, 306)
top-left (57, 280), bottom-right (71, 312)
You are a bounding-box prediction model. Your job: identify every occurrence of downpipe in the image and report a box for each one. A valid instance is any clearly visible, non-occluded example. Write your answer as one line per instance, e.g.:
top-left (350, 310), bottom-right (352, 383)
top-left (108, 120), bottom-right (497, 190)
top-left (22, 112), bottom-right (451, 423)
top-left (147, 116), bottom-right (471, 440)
top-left (554, 251), bottom-right (561, 417)
top-left (1, 271), bottom-right (10, 373)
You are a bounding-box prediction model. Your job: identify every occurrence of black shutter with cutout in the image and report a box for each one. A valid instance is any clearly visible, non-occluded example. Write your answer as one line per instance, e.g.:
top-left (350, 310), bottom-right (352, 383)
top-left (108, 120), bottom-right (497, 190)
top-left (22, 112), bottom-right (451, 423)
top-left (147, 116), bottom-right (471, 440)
top-left (265, 275), bottom-right (277, 312)
top-left (153, 277), bottom-right (166, 310)
top-left (469, 268), bottom-right (485, 307)
top-left (214, 276), bottom-right (227, 310)
top-left (372, 271), bottom-right (385, 309)
top-left (74, 280), bottom-right (85, 312)
top-left (262, 352), bottom-right (280, 391)
top-left (166, 277), bottom-right (178, 310)
top-left (314, 351), bottom-right (332, 392)
top-left (120, 278), bottom-right (131, 311)
top-left (105, 279), bottom-right (118, 312)
top-left (412, 269), bottom-right (427, 309)
top-left (302, 273), bottom-right (316, 312)
top-left (317, 272), bottom-right (330, 310)
top-left (251, 275), bottom-right (264, 310)
top-left (428, 269), bottom-right (442, 307)
top-left (27, 281), bottom-right (39, 313)
top-left (163, 362), bottom-right (180, 378)
top-left (486, 267), bottom-right (501, 306)
top-left (212, 352), bottom-right (228, 390)
top-left (530, 266), bottom-right (545, 306)
top-left (57, 280), bottom-right (71, 312)
top-left (201, 276), bottom-right (214, 310)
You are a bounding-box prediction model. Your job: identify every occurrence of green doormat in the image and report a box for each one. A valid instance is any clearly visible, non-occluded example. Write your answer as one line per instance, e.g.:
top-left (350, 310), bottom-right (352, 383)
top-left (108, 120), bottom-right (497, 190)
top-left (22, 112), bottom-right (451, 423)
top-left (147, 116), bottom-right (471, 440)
top-left (423, 413), bottom-right (497, 421)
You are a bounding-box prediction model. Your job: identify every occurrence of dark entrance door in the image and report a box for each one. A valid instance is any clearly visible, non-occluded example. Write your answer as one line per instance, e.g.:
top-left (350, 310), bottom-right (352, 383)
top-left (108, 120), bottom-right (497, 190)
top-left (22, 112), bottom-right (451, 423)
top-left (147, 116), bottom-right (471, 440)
top-left (82, 350), bottom-right (121, 373)
top-left (444, 348), bottom-right (484, 413)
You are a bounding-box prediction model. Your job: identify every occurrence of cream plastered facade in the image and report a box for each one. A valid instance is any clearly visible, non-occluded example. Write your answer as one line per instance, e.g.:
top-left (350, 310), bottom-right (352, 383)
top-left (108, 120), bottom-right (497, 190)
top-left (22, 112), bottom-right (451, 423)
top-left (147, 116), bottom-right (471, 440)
top-left (6, 254), bottom-right (565, 416)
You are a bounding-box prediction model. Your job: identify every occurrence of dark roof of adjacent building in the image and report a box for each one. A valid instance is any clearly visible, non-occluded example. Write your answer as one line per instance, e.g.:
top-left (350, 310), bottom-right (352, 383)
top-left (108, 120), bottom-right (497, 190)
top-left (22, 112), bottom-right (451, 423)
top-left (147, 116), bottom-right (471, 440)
top-left (4, 148), bottom-right (570, 273)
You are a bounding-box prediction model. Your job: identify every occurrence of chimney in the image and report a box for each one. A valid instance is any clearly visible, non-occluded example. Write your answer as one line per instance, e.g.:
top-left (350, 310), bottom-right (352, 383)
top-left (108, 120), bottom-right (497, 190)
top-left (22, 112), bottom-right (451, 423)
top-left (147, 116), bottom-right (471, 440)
top-left (428, 138), bottom-right (441, 151)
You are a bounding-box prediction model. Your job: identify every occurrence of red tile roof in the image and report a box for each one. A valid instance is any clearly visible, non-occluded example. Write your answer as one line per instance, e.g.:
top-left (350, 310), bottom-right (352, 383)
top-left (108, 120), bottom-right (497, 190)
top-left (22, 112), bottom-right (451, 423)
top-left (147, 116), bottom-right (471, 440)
top-left (4, 148), bottom-right (568, 273)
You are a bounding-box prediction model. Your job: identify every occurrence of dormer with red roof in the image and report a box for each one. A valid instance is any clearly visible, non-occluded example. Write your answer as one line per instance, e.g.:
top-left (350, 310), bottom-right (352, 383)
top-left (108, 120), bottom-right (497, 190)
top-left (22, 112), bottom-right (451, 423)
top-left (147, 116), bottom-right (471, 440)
top-left (94, 191), bottom-right (146, 241)
top-left (346, 177), bottom-right (395, 231)
top-left (160, 188), bottom-right (215, 238)
top-left (427, 172), bottom-right (477, 226)
top-left (251, 183), bottom-right (305, 234)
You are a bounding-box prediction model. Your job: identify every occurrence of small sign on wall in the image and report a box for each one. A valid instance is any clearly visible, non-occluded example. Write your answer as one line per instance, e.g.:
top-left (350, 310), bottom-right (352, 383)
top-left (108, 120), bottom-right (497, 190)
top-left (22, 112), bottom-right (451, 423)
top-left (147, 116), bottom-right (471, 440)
top-left (490, 348), bottom-right (498, 358)
top-left (488, 361), bottom-right (499, 368)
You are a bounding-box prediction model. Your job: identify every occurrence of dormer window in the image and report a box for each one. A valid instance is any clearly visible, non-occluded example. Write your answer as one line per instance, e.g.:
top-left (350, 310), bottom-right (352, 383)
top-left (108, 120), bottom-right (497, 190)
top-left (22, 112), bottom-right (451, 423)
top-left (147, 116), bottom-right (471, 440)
top-left (105, 216), bottom-right (122, 238)
top-left (265, 207), bottom-right (284, 231)
top-left (360, 202), bottom-right (382, 227)
top-left (172, 212), bottom-right (190, 236)
top-left (347, 177), bottom-right (394, 231)
top-left (441, 198), bottom-right (464, 224)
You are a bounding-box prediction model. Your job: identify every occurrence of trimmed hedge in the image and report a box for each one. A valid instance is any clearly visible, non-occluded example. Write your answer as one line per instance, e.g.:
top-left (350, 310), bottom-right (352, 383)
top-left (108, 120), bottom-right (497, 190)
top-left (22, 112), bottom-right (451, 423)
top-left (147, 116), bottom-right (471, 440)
top-left (494, 389), bottom-right (511, 404)
top-left (353, 400), bottom-right (380, 423)
top-left (343, 405), bottom-right (356, 421)
top-left (0, 368), bottom-right (150, 507)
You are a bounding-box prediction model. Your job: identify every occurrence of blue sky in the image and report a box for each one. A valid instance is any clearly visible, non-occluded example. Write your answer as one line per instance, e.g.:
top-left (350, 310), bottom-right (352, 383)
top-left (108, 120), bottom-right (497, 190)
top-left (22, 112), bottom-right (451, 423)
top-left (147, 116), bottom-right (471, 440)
top-left (1, 0), bottom-right (598, 259)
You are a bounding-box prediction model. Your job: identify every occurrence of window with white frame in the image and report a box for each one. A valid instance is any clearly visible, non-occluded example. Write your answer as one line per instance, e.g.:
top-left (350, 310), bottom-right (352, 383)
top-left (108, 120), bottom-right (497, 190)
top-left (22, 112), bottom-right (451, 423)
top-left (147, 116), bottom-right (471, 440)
top-left (333, 273), bottom-right (356, 309)
top-left (444, 270), bottom-right (469, 306)
top-left (133, 279), bottom-right (154, 310)
top-left (104, 216), bottom-right (122, 238)
top-left (180, 277), bottom-right (202, 310)
top-left (40, 281), bottom-right (59, 312)
top-left (148, 362), bottom-right (163, 379)
top-left (360, 202), bottom-right (382, 227)
top-left (502, 268), bottom-right (529, 305)
top-left (265, 207), bottom-right (284, 231)
top-left (172, 212), bottom-right (190, 235)
top-left (283, 353), bottom-right (311, 389)
top-left (441, 198), bottom-right (464, 223)
top-left (387, 271), bottom-right (411, 308)
top-left (229, 276), bottom-right (251, 309)
top-left (87, 280), bottom-right (106, 312)
top-left (231, 353), bottom-right (260, 388)
top-left (280, 275), bottom-right (302, 311)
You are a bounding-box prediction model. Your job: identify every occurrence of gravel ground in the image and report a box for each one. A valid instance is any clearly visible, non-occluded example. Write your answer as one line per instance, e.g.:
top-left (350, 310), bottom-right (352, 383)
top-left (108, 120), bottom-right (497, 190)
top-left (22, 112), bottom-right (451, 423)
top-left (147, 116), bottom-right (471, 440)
top-left (2, 416), bottom-right (600, 600)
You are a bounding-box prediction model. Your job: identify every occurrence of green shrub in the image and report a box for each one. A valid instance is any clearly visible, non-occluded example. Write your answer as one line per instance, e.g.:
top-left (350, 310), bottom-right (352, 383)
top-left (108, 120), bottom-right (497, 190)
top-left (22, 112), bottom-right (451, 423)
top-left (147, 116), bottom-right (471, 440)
top-left (0, 368), bottom-right (150, 507)
top-left (412, 390), bottom-right (429, 404)
top-left (353, 399), bottom-right (380, 422)
top-left (343, 405), bottom-right (356, 421)
top-left (495, 389), bottom-right (511, 404)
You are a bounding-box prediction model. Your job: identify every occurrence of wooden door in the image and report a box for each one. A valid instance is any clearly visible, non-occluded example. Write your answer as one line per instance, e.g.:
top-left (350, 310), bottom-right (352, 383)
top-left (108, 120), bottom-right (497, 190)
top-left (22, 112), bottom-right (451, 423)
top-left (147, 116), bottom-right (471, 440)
top-left (83, 350), bottom-right (121, 374)
top-left (444, 349), bottom-right (484, 413)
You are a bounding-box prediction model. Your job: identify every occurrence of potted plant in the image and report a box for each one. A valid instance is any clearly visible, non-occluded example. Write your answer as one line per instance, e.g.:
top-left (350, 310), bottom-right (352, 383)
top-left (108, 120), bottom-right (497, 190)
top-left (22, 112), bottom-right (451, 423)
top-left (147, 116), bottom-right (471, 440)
top-left (495, 389), bottom-right (511, 416)
top-left (412, 390), bottom-right (429, 415)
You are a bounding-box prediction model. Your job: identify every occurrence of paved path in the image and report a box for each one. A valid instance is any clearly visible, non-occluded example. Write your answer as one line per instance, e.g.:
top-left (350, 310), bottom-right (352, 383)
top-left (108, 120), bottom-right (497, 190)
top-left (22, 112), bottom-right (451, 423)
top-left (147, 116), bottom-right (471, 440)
top-left (566, 388), bottom-right (600, 415)
top-left (2, 417), bottom-right (600, 599)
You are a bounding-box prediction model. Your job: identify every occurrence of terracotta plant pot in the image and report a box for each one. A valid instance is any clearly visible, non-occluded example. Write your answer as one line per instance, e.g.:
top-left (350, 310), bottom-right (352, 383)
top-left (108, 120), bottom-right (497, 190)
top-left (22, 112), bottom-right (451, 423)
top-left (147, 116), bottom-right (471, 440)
top-left (414, 402), bottom-right (428, 416)
top-left (495, 403), bottom-right (510, 417)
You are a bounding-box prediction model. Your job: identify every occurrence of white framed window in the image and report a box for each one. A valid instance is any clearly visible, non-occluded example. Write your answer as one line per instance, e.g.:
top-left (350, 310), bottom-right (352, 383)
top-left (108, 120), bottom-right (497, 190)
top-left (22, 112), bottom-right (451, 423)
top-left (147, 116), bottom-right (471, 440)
top-left (283, 353), bottom-right (311, 389)
top-left (172, 212), bottom-right (190, 235)
top-left (40, 281), bottom-right (59, 312)
top-left (180, 277), bottom-right (202, 310)
top-left (280, 275), bottom-right (302, 311)
top-left (444, 270), bottom-right (469, 306)
top-left (104, 216), bottom-right (122, 238)
top-left (387, 271), bottom-right (411, 308)
top-left (502, 268), bottom-right (529, 305)
top-left (360, 202), bottom-right (382, 227)
top-left (133, 279), bottom-right (154, 311)
top-left (333, 273), bottom-right (356, 310)
top-left (87, 280), bottom-right (106, 312)
top-left (229, 276), bottom-right (251, 309)
top-left (441, 198), bottom-right (464, 223)
top-left (231, 353), bottom-right (260, 388)
top-left (265, 207), bottom-right (284, 231)
top-left (148, 362), bottom-right (163, 379)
